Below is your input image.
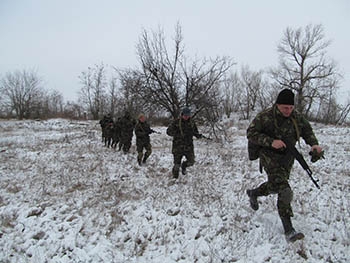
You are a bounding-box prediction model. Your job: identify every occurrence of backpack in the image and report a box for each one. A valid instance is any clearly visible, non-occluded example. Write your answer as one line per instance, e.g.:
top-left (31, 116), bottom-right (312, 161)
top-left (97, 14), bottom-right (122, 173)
top-left (248, 140), bottom-right (261, 161)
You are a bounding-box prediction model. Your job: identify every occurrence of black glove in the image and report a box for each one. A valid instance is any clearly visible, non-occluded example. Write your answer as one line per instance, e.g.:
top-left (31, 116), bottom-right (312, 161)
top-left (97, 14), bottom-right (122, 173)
top-left (309, 149), bottom-right (325, 163)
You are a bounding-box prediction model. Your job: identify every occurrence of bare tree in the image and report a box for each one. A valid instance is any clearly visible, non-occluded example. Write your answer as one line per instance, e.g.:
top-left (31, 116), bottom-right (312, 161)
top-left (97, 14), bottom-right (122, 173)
top-left (221, 67), bottom-right (269, 120)
top-left (117, 69), bottom-right (148, 116)
top-left (78, 63), bottom-right (107, 120)
top-left (0, 69), bottom-right (42, 119)
top-left (237, 66), bottom-right (266, 119)
top-left (64, 101), bottom-right (84, 119)
top-left (135, 23), bottom-right (234, 119)
top-left (106, 76), bottom-right (120, 117)
top-left (44, 89), bottom-right (64, 118)
top-left (271, 24), bottom-right (341, 117)
top-left (221, 72), bottom-right (240, 118)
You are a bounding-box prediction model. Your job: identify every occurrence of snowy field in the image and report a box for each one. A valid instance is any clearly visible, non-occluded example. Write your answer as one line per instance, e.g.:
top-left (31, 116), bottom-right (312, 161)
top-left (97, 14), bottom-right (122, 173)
top-left (0, 118), bottom-right (349, 263)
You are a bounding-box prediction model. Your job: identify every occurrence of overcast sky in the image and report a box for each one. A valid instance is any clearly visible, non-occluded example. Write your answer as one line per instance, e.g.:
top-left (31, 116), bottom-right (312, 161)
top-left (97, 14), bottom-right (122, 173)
top-left (1, 0), bottom-right (349, 103)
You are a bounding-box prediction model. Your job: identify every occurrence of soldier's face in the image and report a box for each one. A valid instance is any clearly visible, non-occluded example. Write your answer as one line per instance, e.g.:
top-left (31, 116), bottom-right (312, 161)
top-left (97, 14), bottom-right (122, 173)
top-left (182, 115), bottom-right (190, 121)
top-left (139, 116), bottom-right (145, 122)
top-left (277, 104), bottom-right (294, 117)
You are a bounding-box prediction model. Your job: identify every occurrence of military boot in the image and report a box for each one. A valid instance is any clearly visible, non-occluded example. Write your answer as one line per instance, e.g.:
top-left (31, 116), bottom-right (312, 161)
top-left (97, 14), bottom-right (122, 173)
top-left (172, 164), bottom-right (180, 179)
top-left (142, 154), bottom-right (149, 164)
top-left (281, 216), bottom-right (304, 242)
top-left (246, 189), bottom-right (259, 211)
top-left (181, 162), bottom-right (187, 175)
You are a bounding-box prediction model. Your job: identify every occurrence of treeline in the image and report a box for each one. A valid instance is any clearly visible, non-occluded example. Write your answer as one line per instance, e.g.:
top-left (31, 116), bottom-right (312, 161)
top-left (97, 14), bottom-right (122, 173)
top-left (1, 23), bottom-right (349, 125)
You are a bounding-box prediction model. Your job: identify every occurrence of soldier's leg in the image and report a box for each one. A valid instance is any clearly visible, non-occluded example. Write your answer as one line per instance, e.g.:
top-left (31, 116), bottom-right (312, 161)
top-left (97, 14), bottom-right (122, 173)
top-left (172, 153), bottom-right (183, 178)
top-left (274, 174), bottom-right (296, 237)
top-left (246, 167), bottom-right (284, 211)
top-left (111, 134), bottom-right (117, 149)
top-left (102, 129), bottom-right (105, 143)
top-left (247, 182), bottom-right (268, 211)
top-left (137, 152), bottom-right (143, 165)
top-left (136, 144), bottom-right (143, 165)
top-left (182, 149), bottom-right (195, 175)
top-left (143, 143), bottom-right (152, 163)
top-left (267, 168), bottom-right (300, 239)
top-left (123, 137), bottom-right (132, 153)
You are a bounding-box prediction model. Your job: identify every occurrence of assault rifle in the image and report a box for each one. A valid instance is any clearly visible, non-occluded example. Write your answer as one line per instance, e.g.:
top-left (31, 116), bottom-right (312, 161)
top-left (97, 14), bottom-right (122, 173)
top-left (283, 138), bottom-right (320, 189)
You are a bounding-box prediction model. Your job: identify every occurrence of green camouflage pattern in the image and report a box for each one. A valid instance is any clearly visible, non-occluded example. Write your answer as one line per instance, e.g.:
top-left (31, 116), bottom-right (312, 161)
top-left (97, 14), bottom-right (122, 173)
top-left (135, 120), bottom-right (153, 163)
top-left (119, 113), bottom-right (136, 153)
top-left (99, 115), bottom-right (113, 140)
top-left (167, 118), bottom-right (201, 176)
top-left (247, 105), bottom-right (319, 217)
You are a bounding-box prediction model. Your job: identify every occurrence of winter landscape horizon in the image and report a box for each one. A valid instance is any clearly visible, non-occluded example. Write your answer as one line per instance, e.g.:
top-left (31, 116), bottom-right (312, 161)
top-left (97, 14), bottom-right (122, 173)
top-left (0, 117), bottom-right (349, 262)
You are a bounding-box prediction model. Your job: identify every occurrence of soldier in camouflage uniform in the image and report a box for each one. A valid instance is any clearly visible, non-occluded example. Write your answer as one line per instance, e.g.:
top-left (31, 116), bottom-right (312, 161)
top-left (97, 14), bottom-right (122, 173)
top-left (111, 117), bottom-right (122, 150)
top-left (99, 113), bottom-right (113, 146)
top-left (166, 107), bottom-right (202, 178)
top-left (119, 111), bottom-right (136, 153)
top-left (246, 89), bottom-right (323, 242)
top-left (104, 120), bottom-right (114, 148)
top-left (134, 114), bottom-right (156, 165)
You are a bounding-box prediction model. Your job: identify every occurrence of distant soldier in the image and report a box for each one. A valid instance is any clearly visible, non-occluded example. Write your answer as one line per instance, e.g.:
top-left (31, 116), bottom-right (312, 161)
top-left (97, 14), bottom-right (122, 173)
top-left (134, 114), bottom-right (156, 165)
top-left (99, 113), bottom-right (113, 145)
top-left (119, 111), bottom-right (136, 153)
top-left (104, 120), bottom-right (114, 148)
top-left (111, 116), bottom-right (122, 150)
top-left (246, 89), bottom-right (323, 242)
top-left (166, 107), bottom-right (202, 178)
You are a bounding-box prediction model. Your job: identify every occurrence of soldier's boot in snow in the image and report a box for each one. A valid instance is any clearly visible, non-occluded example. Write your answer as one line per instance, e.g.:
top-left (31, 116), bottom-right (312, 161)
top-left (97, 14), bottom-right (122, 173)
top-left (137, 153), bottom-right (143, 166)
top-left (181, 162), bottom-right (187, 175)
top-left (246, 189), bottom-right (259, 211)
top-left (172, 164), bottom-right (180, 179)
top-left (142, 152), bottom-right (150, 164)
top-left (281, 216), bottom-right (304, 242)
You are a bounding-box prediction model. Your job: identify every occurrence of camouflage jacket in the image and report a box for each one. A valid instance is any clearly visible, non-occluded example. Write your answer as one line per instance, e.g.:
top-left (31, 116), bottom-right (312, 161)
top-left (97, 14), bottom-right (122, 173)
top-left (167, 118), bottom-right (201, 152)
top-left (99, 116), bottom-right (113, 129)
top-left (114, 117), bottom-right (122, 136)
top-left (247, 105), bottom-right (319, 161)
top-left (105, 121), bottom-right (114, 137)
top-left (119, 115), bottom-right (136, 137)
top-left (135, 121), bottom-right (153, 144)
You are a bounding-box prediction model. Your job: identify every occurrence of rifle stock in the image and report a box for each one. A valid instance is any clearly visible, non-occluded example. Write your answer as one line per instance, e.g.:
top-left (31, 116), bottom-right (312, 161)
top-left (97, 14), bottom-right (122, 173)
top-left (283, 138), bottom-right (320, 189)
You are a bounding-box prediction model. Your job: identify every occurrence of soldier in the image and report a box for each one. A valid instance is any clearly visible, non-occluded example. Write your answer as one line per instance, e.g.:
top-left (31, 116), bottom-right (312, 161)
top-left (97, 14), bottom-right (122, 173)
top-left (134, 114), bottom-right (156, 165)
top-left (166, 107), bottom-right (202, 178)
top-left (246, 89), bottom-right (323, 242)
top-left (104, 121), bottom-right (114, 148)
top-left (99, 113), bottom-right (113, 146)
top-left (111, 116), bottom-right (122, 150)
top-left (119, 111), bottom-right (136, 153)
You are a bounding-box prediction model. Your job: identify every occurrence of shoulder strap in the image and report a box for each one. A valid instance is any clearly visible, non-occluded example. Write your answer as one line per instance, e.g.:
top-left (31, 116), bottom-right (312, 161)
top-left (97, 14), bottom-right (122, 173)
top-left (273, 106), bottom-right (300, 143)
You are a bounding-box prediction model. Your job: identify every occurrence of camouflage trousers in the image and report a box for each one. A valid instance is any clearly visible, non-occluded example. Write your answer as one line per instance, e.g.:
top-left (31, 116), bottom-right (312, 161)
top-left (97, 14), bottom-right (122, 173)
top-left (172, 148), bottom-right (195, 176)
top-left (120, 134), bottom-right (133, 153)
top-left (137, 142), bottom-right (152, 163)
top-left (252, 155), bottom-right (295, 218)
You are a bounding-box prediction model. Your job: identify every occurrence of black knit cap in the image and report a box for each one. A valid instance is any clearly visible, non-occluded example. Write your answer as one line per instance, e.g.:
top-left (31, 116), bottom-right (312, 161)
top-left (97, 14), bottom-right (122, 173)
top-left (276, 89), bottom-right (295, 105)
top-left (181, 107), bottom-right (191, 116)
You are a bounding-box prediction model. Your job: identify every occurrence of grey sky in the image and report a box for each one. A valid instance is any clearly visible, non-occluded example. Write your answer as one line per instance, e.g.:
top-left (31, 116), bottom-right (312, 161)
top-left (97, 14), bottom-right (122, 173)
top-left (1, 0), bottom-right (349, 102)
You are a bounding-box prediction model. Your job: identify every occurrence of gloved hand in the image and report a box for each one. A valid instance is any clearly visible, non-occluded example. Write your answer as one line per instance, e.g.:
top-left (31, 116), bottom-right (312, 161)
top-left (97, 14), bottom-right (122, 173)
top-left (309, 149), bottom-right (325, 163)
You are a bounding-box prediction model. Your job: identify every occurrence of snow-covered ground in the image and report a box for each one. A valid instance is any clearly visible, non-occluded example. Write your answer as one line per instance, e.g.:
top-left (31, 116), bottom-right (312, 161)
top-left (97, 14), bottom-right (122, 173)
top-left (0, 118), bottom-right (349, 263)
